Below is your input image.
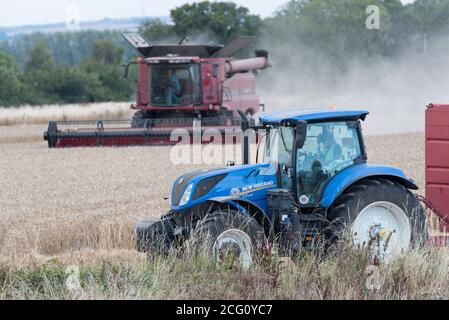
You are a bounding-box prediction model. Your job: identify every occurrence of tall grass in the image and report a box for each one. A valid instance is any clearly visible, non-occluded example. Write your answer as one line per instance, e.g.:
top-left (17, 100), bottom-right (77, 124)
top-left (1, 245), bottom-right (448, 300)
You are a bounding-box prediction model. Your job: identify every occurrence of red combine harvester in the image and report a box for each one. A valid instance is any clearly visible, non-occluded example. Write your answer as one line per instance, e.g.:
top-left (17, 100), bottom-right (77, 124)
top-left (43, 34), bottom-right (271, 148)
top-left (423, 103), bottom-right (449, 246)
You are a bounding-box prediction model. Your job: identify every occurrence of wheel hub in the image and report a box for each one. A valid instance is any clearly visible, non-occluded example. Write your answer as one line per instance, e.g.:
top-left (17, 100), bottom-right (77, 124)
top-left (213, 229), bottom-right (253, 270)
top-left (352, 201), bottom-right (411, 262)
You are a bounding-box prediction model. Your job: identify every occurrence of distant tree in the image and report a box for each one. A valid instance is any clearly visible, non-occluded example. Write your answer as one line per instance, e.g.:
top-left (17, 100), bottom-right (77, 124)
top-left (0, 51), bottom-right (20, 73)
top-left (90, 40), bottom-right (124, 65)
top-left (410, 0), bottom-right (449, 35)
top-left (21, 42), bottom-right (57, 104)
top-left (80, 40), bottom-right (134, 101)
top-left (48, 67), bottom-right (102, 103)
top-left (407, 0), bottom-right (449, 54)
top-left (170, 1), bottom-right (262, 43)
top-left (264, 0), bottom-right (416, 70)
top-left (0, 31), bottom-right (132, 68)
top-left (25, 41), bottom-right (54, 73)
top-left (139, 18), bottom-right (176, 43)
top-left (0, 52), bottom-right (24, 106)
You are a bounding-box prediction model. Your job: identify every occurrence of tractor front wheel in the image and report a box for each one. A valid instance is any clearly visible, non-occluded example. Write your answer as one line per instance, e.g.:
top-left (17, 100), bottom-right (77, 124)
top-left (326, 178), bottom-right (427, 262)
top-left (192, 210), bottom-right (266, 269)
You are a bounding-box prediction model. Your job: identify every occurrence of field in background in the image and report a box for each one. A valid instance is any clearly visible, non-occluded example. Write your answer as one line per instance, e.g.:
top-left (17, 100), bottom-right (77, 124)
top-left (0, 102), bottom-right (133, 126)
top-left (0, 101), bottom-right (428, 136)
top-left (0, 108), bottom-right (446, 299)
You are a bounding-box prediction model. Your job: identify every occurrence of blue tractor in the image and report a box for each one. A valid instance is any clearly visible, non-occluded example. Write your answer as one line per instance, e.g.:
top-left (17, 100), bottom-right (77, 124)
top-left (135, 109), bottom-right (426, 266)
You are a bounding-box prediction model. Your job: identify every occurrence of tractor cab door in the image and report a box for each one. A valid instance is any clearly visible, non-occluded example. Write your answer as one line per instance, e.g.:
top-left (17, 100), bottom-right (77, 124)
top-left (295, 121), bottom-right (364, 207)
top-left (263, 127), bottom-right (295, 190)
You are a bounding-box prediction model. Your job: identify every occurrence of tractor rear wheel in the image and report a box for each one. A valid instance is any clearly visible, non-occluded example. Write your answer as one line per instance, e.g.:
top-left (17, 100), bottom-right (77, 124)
top-left (326, 178), bottom-right (427, 262)
top-left (192, 210), bottom-right (266, 269)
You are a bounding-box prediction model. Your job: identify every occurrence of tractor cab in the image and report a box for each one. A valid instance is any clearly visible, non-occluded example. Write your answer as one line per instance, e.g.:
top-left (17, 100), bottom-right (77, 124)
top-left (260, 109), bottom-right (369, 208)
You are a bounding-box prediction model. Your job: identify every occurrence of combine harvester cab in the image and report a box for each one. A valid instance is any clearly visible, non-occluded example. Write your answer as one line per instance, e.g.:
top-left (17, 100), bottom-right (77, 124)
top-left (44, 34), bottom-right (271, 148)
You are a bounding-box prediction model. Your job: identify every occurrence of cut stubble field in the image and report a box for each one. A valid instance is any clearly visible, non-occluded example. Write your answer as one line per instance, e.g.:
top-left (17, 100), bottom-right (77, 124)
top-left (2, 122), bottom-right (448, 299)
top-left (0, 124), bottom-right (425, 259)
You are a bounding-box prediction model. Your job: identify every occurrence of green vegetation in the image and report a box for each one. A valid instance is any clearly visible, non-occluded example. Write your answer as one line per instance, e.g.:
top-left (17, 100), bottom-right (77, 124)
top-left (0, 39), bottom-right (135, 106)
top-left (1, 0), bottom-right (449, 107)
top-left (1, 246), bottom-right (448, 299)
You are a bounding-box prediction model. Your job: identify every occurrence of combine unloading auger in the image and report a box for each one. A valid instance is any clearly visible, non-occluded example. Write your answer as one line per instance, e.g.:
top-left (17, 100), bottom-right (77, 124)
top-left (43, 34), bottom-right (271, 148)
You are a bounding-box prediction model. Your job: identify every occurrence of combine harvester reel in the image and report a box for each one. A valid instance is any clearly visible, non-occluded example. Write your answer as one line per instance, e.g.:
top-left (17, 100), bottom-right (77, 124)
top-left (44, 117), bottom-right (241, 148)
top-left (43, 34), bottom-right (271, 148)
top-left (44, 119), bottom-right (175, 148)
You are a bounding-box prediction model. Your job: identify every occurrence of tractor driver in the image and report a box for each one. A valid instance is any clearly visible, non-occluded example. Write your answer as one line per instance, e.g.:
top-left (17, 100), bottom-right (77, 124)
top-left (317, 126), bottom-right (343, 167)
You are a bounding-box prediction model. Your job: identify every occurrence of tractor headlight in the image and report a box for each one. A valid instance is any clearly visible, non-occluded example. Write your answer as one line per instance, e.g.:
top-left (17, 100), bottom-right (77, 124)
top-left (179, 183), bottom-right (194, 206)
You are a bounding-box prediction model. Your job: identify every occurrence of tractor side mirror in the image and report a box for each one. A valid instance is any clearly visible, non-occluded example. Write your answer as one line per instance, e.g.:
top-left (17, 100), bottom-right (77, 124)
top-left (226, 160), bottom-right (235, 167)
top-left (281, 163), bottom-right (294, 178)
top-left (295, 121), bottom-right (307, 149)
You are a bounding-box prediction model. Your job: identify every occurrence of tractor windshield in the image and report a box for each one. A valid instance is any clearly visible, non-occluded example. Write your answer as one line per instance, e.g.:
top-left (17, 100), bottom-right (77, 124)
top-left (296, 122), bottom-right (362, 206)
top-left (150, 63), bottom-right (201, 107)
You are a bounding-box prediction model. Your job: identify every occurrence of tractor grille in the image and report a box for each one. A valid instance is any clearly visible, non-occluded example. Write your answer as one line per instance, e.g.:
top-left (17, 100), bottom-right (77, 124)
top-left (171, 168), bottom-right (224, 206)
top-left (192, 174), bottom-right (228, 201)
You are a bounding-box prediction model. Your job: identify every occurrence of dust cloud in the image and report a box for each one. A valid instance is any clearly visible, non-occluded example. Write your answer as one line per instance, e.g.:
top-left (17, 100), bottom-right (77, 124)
top-left (257, 37), bottom-right (449, 135)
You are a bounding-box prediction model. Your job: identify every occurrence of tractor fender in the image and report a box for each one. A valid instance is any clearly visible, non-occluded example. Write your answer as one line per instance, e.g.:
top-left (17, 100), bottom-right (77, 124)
top-left (320, 163), bottom-right (419, 208)
top-left (206, 196), bottom-right (269, 227)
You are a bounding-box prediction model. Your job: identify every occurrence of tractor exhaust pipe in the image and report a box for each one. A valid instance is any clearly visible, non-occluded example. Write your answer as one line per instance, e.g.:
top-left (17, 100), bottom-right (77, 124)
top-left (238, 110), bottom-right (250, 165)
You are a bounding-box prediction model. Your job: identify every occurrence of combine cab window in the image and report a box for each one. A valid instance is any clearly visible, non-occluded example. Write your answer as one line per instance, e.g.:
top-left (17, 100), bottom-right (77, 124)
top-left (150, 64), bottom-right (201, 107)
top-left (296, 122), bottom-right (362, 206)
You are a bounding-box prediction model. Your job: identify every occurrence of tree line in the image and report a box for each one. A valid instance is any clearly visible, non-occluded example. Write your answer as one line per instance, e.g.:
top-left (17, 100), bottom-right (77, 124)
top-left (0, 39), bottom-right (134, 106)
top-left (1, 0), bottom-right (449, 107)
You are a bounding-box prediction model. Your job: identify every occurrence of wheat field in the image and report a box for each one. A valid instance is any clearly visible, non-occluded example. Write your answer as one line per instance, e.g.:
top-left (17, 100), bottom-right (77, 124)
top-left (0, 105), bottom-right (447, 299)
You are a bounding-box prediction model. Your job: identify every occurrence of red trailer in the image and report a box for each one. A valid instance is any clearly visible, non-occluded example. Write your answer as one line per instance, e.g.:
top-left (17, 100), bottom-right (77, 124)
top-left (424, 103), bottom-right (449, 245)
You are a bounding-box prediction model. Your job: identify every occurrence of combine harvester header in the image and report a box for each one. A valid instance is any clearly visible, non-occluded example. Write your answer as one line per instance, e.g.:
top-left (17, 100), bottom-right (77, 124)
top-left (44, 34), bottom-right (271, 148)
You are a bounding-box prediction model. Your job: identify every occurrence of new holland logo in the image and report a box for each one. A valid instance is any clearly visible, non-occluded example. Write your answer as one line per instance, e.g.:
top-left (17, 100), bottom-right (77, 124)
top-left (240, 181), bottom-right (275, 194)
top-left (230, 187), bottom-right (240, 196)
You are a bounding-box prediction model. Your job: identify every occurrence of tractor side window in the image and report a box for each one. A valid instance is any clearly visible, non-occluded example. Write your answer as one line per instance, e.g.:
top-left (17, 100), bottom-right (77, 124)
top-left (296, 122), bottom-right (362, 206)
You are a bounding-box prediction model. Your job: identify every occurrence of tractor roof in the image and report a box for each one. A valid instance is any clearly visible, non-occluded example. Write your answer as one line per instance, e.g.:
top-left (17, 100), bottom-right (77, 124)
top-left (259, 108), bottom-right (369, 125)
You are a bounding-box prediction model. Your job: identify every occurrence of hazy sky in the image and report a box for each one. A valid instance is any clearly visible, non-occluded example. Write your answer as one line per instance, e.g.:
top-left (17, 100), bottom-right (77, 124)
top-left (1, 0), bottom-right (417, 27)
